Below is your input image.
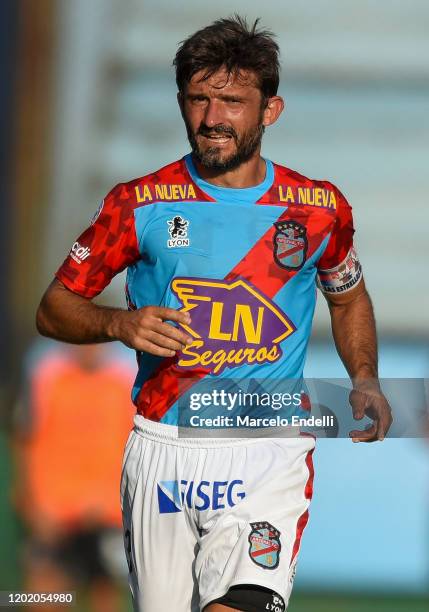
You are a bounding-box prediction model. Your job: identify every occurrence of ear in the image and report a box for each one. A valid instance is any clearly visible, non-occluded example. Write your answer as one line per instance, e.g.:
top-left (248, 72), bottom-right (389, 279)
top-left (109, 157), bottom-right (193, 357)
top-left (262, 96), bottom-right (285, 127)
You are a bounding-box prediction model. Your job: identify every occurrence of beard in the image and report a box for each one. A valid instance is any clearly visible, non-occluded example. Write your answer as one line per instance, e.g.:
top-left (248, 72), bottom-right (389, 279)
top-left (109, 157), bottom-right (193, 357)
top-left (184, 116), bottom-right (265, 172)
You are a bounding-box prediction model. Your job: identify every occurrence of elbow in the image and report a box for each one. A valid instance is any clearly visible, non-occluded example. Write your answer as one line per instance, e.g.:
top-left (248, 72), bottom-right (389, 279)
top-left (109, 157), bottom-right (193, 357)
top-left (35, 291), bottom-right (56, 338)
top-left (35, 279), bottom-right (70, 339)
top-left (35, 301), bottom-right (50, 337)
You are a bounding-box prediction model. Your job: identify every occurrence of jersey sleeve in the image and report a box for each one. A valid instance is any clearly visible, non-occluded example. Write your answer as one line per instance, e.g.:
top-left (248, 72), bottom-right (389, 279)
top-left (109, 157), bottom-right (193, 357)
top-left (316, 185), bottom-right (363, 294)
top-left (55, 183), bottom-right (140, 298)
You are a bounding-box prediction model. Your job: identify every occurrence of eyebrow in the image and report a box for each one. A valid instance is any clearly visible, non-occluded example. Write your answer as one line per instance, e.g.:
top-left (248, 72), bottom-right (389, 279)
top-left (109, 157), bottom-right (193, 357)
top-left (186, 92), bottom-right (246, 102)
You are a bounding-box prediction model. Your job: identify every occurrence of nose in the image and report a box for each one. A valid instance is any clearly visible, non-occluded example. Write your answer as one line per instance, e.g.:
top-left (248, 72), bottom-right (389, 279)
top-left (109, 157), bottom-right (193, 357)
top-left (203, 99), bottom-right (225, 128)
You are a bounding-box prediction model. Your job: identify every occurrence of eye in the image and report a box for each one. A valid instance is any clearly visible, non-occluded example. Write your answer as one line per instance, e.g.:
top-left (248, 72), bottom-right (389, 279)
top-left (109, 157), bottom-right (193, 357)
top-left (191, 96), bottom-right (207, 104)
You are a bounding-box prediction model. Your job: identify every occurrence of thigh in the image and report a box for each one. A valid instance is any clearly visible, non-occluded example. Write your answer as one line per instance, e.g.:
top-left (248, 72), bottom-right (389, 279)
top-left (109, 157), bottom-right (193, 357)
top-left (197, 436), bottom-right (315, 611)
top-left (121, 431), bottom-right (199, 612)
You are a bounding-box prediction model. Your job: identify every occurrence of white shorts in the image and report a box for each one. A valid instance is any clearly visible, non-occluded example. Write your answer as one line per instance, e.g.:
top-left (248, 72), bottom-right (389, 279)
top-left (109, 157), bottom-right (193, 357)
top-left (120, 416), bottom-right (315, 612)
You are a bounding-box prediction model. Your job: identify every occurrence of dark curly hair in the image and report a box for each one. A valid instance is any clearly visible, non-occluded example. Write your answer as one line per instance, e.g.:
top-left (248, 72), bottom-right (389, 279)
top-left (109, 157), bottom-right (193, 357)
top-left (173, 15), bottom-right (280, 100)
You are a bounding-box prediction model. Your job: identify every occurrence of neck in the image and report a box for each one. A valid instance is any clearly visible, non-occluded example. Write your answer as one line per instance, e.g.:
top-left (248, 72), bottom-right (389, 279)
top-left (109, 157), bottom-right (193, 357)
top-left (192, 150), bottom-right (266, 188)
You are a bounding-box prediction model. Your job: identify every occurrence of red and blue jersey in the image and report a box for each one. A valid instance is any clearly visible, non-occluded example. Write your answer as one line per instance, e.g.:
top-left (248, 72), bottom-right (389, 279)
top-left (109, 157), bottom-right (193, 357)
top-left (56, 154), bottom-right (362, 425)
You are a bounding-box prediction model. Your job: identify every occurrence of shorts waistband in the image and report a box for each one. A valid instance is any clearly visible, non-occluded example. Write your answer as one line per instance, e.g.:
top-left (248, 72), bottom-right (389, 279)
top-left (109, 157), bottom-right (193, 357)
top-left (133, 414), bottom-right (301, 447)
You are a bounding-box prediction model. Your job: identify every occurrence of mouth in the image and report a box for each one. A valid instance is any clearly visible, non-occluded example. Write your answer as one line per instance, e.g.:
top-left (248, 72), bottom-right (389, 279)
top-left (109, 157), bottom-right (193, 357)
top-left (199, 133), bottom-right (233, 145)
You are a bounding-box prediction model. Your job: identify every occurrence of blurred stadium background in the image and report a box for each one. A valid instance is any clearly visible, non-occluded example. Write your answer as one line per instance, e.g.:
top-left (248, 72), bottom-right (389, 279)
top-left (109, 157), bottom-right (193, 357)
top-left (1, 0), bottom-right (428, 610)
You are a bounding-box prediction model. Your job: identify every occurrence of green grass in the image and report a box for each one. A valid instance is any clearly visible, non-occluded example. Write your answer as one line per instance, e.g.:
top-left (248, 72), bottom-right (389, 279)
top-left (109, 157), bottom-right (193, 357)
top-left (289, 593), bottom-right (429, 612)
top-left (0, 431), bottom-right (21, 589)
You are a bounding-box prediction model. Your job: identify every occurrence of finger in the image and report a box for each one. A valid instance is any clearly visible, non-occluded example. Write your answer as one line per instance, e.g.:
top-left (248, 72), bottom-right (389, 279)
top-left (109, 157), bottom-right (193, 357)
top-left (349, 389), bottom-right (367, 420)
top-left (365, 395), bottom-right (392, 442)
top-left (138, 341), bottom-right (176, 358)
top-left (376, 421), bottom-right (385, 442)
top-left (151, 307), bottom-right (191, 325)
top-left (349, 423), bottom-right (378, 443)
top-left (376, 409), bottom-right (392, 441)
top-left (152, 321), bottom-right (193, 346)
top-left (144, 330), bottom-right (185, 352)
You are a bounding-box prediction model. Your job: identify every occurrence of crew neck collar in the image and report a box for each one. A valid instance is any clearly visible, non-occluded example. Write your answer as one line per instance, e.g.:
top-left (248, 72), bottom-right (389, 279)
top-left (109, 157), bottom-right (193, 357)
top-left (184, 153), bottom-right (274, 204)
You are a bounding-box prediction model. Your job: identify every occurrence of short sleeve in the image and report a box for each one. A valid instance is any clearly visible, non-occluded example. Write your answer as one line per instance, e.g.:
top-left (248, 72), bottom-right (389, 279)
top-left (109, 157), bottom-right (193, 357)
top-left (55, 183), bottom-right (140, 298)
top-left (316, 186), bottom-right (363, 294)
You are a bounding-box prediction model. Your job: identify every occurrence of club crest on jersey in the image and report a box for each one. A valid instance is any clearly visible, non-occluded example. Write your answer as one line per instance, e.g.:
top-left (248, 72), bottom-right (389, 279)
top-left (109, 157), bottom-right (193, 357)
top-left (273, 221), bottom-right (308, 271)
top-left (248, 521), bottom-right (281, 570)
top-left (167, 216), bottom-right (190, 248)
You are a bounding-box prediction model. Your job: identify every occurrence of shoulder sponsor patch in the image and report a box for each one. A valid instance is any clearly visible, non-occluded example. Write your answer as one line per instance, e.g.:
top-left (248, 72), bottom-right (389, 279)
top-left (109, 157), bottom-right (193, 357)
top-left (135, 183), bottom-right (197, 203)
top-left (317, 246), bottom-right (362, 293)
top-left (278, 185), bottom-right (337, 210)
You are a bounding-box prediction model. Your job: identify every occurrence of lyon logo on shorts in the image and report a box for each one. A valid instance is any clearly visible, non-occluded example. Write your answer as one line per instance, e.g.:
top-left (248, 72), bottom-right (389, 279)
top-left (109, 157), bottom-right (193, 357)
top-left (248, 521), bottom-right (281, 569)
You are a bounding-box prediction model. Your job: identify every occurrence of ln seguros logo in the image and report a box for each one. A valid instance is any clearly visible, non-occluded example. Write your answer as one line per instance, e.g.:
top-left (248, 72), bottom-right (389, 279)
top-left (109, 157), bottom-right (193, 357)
top-left (171, 277), bottom-right (295, 375)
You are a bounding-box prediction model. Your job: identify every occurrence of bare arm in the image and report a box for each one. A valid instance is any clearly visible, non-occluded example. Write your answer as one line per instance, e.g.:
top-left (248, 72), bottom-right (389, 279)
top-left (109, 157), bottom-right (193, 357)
top-left (326, 278), bottom-right (377, 380)
top-left (324, 279), bottom-right (392, 441)
top-left (36, 279), bottom-right (193, 357)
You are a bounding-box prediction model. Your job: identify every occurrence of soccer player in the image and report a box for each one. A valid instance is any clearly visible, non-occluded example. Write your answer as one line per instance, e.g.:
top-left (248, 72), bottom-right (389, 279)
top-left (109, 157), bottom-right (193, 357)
top-left (13, 343), bottom-right (135, 612)
top-left (36, 16), bottom-right (392, 612)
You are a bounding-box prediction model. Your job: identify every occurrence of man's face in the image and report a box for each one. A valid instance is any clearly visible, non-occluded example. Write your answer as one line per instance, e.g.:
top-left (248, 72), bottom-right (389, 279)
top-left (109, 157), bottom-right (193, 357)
top-left (180, 68), bottom-right (267, 171)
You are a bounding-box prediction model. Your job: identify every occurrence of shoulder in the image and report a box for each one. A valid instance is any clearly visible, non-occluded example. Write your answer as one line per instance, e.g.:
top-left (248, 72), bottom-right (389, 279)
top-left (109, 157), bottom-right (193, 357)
top-left (120, 157), bottom-right (188, 194)
top-left (108, 157), bottom-right (210, 209)
top-left (268, 161), bottom-right (346, 213)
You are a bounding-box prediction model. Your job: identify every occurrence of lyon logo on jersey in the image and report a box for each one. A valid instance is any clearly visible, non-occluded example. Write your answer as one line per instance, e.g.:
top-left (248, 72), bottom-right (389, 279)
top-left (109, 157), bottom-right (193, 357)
top-left (171, 277), bottom-right (295, 375)
top-left (167, 215), bottom-right (190, 248)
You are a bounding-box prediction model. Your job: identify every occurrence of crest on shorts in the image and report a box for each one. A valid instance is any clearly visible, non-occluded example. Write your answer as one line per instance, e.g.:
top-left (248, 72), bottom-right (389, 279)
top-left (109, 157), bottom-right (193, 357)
top-left (248, 521), bottom-right (281, 569)
top-left (273, 220), bottom-right (307, 270)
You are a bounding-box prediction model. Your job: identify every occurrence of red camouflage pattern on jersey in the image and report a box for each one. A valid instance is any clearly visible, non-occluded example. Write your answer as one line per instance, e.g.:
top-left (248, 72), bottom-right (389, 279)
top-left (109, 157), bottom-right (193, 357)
top-left (135, 163), bottom-right (354, 421)
top-left (55, 158), bottom-right (355, 420)
top-left (56, 159), bottom-right (214, 298)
